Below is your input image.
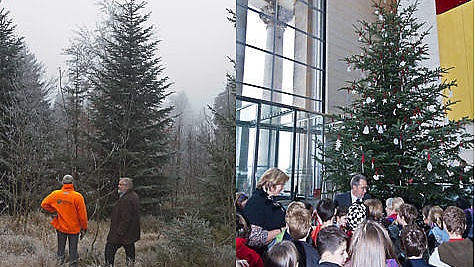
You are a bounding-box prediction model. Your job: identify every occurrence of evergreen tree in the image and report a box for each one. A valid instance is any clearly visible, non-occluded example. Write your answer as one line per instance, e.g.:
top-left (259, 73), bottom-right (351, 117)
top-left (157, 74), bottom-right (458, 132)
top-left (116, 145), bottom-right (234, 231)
top-left (322, 0), bottom-right (473, 207)
top-left (0, 6), bottom-right (55, 216)
top-left (6, 50), bottom-right (56, 217)
top-left (89, 0), bottom-right (173, 212)
top-left (200, 72), bottom-right (235, 240)
top-left (0, 6), bottom-right (24, 173)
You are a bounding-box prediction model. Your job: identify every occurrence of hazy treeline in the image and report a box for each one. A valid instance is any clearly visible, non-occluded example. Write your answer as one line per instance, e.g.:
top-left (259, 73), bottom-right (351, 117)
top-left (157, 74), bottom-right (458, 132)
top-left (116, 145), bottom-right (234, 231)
top-left (0, 0), bottom-right (234, 264)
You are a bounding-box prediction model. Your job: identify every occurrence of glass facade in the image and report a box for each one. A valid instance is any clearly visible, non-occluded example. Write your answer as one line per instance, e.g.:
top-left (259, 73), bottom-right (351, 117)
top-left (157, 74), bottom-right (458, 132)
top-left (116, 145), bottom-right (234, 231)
top-left (236, 0), bottom-right (326, 200)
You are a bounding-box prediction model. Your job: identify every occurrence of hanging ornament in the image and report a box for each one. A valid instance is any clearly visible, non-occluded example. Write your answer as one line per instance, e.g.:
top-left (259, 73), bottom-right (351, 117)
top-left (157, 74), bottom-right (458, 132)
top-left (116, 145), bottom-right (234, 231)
top-left (382, 98), bottom-right (387, 105)
top-left (453, 159), bottom-right (460, 167)
top-left (393, 109), bottom-right (397, 116)
top-left (363, 124), bottom-right (370, 135)
top-left (366, 97), bottom-right (372, 104)
top-left (361, 154), bottom-right (365, 173)
top-left (399, 133), bottom-right (403, 149)
top-left (459, 176), bottom-right (463, 189)
top-left (397, 103), bottom-right (402, 109)
top-left (373, 168), bottom-right (380, 181)
top-left (378, 125), bottom-right (384, 134)
top-left (371, 157), bottom-right (375, 169)
top-left (400, 61), bottom-right (406, 67)
top-left (393, 137), bottom-right (399, 145)
top-left (335, 135), bottom-right (342, 151)
top-left (427, 152), bottom-right (432, 172)
top-left (379, 14), bottom-right (384, 21)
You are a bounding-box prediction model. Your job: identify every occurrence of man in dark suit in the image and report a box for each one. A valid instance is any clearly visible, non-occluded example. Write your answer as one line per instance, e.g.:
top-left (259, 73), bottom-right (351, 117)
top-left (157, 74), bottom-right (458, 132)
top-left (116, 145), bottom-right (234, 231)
top-left (334, 174), bottom-right (371, 209)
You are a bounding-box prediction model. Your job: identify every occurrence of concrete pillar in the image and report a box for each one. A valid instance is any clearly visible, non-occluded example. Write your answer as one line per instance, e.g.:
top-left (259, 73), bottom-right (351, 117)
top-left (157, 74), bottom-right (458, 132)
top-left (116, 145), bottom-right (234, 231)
top-left (256, 2), bottom-right (293, 172)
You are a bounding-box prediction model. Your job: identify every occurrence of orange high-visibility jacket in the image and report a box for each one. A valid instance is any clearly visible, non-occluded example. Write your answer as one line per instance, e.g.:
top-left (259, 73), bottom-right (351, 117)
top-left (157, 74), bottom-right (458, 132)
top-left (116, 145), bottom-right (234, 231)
top-left (41, 184), bottom-right (88, 234)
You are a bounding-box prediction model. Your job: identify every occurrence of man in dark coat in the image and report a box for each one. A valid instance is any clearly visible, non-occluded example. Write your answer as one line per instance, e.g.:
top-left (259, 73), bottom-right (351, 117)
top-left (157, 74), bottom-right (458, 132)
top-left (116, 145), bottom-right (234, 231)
top-left (105, 177), bottom-right (140, 266)
top-left (333, 174), bottom-right (371, 209)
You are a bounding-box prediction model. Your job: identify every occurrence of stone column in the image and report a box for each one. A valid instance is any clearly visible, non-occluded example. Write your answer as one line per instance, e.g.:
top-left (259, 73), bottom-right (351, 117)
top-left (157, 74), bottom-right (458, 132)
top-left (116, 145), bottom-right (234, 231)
top-left (257, 1), bottom-right (293, 173)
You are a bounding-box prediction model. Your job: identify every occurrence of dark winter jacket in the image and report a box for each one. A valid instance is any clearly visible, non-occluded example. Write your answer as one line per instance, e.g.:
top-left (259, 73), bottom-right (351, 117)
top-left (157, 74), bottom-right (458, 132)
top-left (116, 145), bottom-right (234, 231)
top-left (317, 262), bottom-right (341, 267)
top-left (333, 191), bottom-right (372, 209)
top-left (106, 189), bottom-right (140, 244)
top-left (242, 188), bottom-right (286, 231)
top-left (293, 240), bottom-right (320, 267)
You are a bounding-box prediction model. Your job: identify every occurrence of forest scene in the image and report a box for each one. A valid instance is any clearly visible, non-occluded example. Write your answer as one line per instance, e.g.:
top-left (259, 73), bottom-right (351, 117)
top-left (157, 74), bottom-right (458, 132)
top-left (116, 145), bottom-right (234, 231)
top-left (0, 0), bottom-right (234, 266)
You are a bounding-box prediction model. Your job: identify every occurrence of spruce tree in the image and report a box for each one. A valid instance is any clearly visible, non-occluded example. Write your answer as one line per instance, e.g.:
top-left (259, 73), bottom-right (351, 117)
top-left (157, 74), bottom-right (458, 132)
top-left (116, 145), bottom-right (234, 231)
top-left (89, 0), bottom-right (172, 211)
top-left (0, 6), bottom-right (24, 171)
top-left (322, 0), bottom-right (473, 207)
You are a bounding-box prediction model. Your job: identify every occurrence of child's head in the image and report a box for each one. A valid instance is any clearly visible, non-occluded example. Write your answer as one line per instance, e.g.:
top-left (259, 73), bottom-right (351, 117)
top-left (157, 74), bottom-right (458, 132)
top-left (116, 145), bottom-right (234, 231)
top-left (385, 197), bottom-right (404, 215)
top-left (236, 213), bottom-right (251, 239)
top-left (427, 206), bottom-right (444, 229)
top-left (235, 192), bottom-right (248, 211)
top-left (316, 198), bottom-right (336, 224)
top-left (335, 206), bottom-right (348, 228)
top-left (421, 204), bottom-right (433, 225)
top-left (397, 203), bottom-right (418, 226)
top-left (349, 220), bottom-right (397, 267)
top-left (264, 240), bottom-right (299, 267)
top-left (286, 201), bottom-right (306, 217)
top-left (443, 206), bottom-right (466, 236)
top-left (285, 205), bottom-right (312, 240)
top-left (364, 198), bottom-right (384, 221)
top-left (400, 225), bottom-right (427, 258)
top-left (316, 225), bottom-right (349, 266)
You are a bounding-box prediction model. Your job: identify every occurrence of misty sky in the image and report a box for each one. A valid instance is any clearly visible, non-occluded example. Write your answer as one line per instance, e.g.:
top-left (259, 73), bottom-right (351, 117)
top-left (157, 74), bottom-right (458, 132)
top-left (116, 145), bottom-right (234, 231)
top-left (2, 0), bottom-right (234, 112)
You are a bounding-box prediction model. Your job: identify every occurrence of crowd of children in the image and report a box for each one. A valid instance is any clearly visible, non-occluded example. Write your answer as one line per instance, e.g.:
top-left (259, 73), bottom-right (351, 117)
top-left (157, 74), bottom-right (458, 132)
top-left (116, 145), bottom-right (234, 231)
top-left (236, 179), bottom-right (474, 267)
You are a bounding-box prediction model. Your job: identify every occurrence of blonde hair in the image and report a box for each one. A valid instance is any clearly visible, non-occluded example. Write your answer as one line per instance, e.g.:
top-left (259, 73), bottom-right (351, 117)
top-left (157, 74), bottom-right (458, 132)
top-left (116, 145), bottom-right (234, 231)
top-left (348, 220), bottom-right (397, 267)
top-left (285, 206), bottom-right (311, 240)
top-left (256, 168), bottom-right (289, 192)
top-left (286, 201), bottom-right (306, 216)
top-left (386, 197), bottom-right (404, 212)
top-left (365, 198), bottom-right (384, 221)
top-left (427, 206), bottom-right (444, 229)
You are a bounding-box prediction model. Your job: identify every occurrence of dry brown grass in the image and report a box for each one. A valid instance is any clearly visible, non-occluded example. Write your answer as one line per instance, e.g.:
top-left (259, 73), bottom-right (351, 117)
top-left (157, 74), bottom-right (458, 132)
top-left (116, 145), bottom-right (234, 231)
top-left (0, 212), bottom-right (234, 266)
top-left (0, 212), bottom-right (163, 266)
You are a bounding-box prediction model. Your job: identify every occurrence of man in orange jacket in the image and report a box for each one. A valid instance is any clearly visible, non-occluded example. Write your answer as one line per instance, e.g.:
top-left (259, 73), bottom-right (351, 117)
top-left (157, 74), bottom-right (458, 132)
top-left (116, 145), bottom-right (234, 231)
top-left (41, 174), bottom-right (88, 266)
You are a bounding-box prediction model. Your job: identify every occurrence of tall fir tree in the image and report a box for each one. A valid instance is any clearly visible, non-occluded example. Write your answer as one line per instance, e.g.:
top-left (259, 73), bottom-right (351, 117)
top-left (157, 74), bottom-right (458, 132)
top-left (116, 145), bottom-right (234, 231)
top-left (7, 50), bottom-right (56, 216)
top-left (200, 71), bottom-right (236, 240)
top-left (0, 6), bottom-right (24, 172)
top-left (89, 0), bottom-right (173, 212)
top-left (322, 0), bottom-right (473, 207)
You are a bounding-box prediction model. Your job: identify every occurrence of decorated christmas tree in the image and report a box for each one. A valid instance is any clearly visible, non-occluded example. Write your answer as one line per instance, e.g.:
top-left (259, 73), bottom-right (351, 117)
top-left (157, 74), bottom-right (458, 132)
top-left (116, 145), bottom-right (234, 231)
top-left (321, 0), bottom-right (473, 207)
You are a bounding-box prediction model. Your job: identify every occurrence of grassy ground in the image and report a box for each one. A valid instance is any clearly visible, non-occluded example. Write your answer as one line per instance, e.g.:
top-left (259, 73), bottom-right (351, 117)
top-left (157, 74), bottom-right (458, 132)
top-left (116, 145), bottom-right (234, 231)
top-left (0, 212), bottom-right (163, 266)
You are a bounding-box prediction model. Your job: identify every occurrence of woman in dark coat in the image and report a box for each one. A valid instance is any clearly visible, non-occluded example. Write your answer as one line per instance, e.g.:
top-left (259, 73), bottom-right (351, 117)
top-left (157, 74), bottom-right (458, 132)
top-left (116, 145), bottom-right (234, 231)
top-left (243, 168), bottom-right (289, 249)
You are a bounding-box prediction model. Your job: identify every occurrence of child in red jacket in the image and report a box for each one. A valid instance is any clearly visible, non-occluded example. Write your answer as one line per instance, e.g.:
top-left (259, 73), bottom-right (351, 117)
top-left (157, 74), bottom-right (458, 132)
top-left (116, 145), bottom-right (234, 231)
top-left (236, 213), bottom-right (263, 267)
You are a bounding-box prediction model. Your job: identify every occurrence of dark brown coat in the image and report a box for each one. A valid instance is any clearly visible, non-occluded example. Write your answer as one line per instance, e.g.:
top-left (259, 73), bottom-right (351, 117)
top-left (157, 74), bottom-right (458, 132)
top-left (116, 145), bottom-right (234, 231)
top-left (106, 190), bottom-right (140, 244)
